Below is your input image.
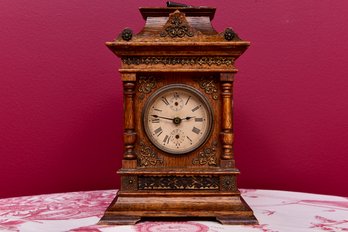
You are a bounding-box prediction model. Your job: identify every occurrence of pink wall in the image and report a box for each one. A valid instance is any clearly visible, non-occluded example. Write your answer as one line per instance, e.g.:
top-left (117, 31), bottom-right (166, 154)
top-left (1, 0), bottom-right (348, 198)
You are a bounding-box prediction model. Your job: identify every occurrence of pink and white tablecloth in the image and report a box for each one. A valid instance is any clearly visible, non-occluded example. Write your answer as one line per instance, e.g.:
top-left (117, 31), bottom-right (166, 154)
top-left (0, 189), bottom-right (347, 232)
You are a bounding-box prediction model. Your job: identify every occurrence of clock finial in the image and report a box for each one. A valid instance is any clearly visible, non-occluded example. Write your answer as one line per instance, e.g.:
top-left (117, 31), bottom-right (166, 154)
top-left (166, 1), bottom-right (192, 7)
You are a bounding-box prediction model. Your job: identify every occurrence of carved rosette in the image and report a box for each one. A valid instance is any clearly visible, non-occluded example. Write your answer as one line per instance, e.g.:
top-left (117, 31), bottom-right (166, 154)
top-left (220, 175), bottom-right (237, 192)
top-left (223, 27), bottom-right (241, 41)
top-left (137, 76), bottom-right (156, 99)
top-left (121, 176), bottom-right (137, 191)
top-left (122, 57), bottom-right (233, 66)
top-left (136, 142), bottom-right (163, 167)
top-left (160, 10), bottom-right (194, 38)
top-left (121, 28), bottom-right (133, 41)
top-left (192, 141), bottom-right (218, 166)
top-left (196, 76), bottom-right (219, 100)
top-left (138, 175), bottom-right (220, 190)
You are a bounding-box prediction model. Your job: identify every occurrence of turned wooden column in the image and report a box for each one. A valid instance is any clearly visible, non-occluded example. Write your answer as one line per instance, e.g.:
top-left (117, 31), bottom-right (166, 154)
top-left (122, 73), bottom-right (137, 160)
top-left (220, 73), bottom-right (234, 162)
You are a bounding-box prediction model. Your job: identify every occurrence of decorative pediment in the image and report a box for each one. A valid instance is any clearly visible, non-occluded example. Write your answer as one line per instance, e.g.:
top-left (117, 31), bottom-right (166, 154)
top-left (159, 10), bottom-right (197, 38)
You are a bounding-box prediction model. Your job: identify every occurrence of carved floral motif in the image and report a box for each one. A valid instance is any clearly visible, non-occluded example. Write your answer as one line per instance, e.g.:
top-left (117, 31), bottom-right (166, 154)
top-left (220, 175), bottom-right (236, 192)
top-left (122, 57), bottom-right (234, 66)
top-left (137, 76), bottom-right (156, 99)
top-left (138, 175), bottom-right (220, 190)
top-left (197, 77), bottom-right (219, 100)
top-left (192, 141), bottom-right (218, 166)
top-left (160, 10), bottom-right (194, 38)
top-left (121, 28), bottom-right (133, 41)
top-left (121, 176), bottom-right (137, 191)
top-left (224, 28), bottom-right (236, 41)
top-left (136, 142), bottom-right (163, 167)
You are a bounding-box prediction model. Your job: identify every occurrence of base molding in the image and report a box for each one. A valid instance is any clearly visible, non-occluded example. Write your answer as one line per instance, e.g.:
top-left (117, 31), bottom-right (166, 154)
top-left (98, 193), bottom-right (258, 225)
top-left (98, 215), bottom-right (141, 225)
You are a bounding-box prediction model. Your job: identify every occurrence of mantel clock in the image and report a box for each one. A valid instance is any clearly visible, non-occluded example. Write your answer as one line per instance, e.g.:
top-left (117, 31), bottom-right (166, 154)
top-left (99, 5), bottom-right (258, 225)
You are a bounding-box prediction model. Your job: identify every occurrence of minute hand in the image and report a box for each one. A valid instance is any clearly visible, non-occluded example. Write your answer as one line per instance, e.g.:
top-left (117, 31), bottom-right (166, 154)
top-left (151, 114), bottom-right (173, 121)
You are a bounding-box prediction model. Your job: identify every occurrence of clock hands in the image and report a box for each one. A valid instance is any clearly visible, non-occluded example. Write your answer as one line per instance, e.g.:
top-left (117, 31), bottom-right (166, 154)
top-left (151, 114), bottom-right (181, 124)
top-left (151, 115), bottom-right (195, 120)
top-left (151, 114), bottom-right (173, 121)
top-left (181, 116), bottom-right (195, 120)
top-left (151, 115), bottom-right (195, 125)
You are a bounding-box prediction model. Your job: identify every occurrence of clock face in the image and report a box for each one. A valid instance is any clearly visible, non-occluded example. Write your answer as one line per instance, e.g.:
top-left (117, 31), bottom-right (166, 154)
top-left (143, 84), bottom-right (213, 154)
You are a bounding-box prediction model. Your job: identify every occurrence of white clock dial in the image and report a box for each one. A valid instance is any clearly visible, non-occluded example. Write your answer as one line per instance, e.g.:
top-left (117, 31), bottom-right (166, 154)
top-left (143, 84), bottom-right (213, 154)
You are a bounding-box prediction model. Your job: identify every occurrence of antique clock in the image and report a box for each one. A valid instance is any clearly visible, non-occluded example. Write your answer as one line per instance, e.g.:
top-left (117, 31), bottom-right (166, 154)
top-left (99, 5), bottom-right (258, 225)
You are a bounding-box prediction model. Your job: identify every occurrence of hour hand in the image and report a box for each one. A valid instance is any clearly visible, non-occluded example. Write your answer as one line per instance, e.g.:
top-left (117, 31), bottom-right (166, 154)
top-left (181, 116), bottom-right (196, 120)
top-left (151, 114), bottom-right (173, 121)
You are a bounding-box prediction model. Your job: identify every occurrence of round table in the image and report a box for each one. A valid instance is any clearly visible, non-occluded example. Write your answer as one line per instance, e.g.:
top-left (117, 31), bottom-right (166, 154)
top-left (0, 189), bottom-right (347, 231)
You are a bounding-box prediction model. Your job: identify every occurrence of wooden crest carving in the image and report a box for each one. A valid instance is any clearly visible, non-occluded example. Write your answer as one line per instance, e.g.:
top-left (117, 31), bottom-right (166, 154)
top-left (160, 10), bottom-right (195, 38)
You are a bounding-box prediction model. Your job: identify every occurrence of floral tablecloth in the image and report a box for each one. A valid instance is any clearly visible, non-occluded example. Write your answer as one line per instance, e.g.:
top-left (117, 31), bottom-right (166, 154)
top-left (0, 189), bottom-right (347, 232)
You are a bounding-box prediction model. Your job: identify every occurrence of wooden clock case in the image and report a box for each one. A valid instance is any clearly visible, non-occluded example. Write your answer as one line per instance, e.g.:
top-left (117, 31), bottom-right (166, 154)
top-left (99, 6), bottom-right (258, 225)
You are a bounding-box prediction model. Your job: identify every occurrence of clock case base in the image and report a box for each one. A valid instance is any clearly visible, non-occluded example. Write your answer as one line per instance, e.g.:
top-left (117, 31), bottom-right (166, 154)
top-left (98, 194), bottom-right (257, 225)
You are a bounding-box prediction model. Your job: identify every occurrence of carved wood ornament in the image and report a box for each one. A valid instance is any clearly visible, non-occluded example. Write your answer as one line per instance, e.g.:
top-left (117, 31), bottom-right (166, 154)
top-left (99, 6), bottom-right (258, 225)
top-left (160, 10), bottom-right (195, 38)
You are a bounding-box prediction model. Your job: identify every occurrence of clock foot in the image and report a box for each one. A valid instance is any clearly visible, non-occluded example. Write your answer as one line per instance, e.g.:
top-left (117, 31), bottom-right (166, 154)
top-left (216, 215), bottom-right (258, 225)
top-left (98, 215), bottom-right (141, 225)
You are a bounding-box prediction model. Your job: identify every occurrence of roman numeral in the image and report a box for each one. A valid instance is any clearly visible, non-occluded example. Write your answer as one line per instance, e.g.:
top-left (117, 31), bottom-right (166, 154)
top-left (154, 127), bottom-right (163, 136)
top-left (185, 96), bottom-right (191, 105)
top-left (191, 105), bottom-right (201, 112)
top-left (154, 108), bottom-right (162, 112)
top-left (161, 97), bottom-right (169, 105)
top-left (151, 118), bottom-right (160, 123)
top-left (195, 117), bottom-right (203, 122)
top-left (186, 136), bottom-right (193, 143)
top-left (192, 127), bottom-right (201, 134)
top-left (163, 135), bottom-right (170, 144)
